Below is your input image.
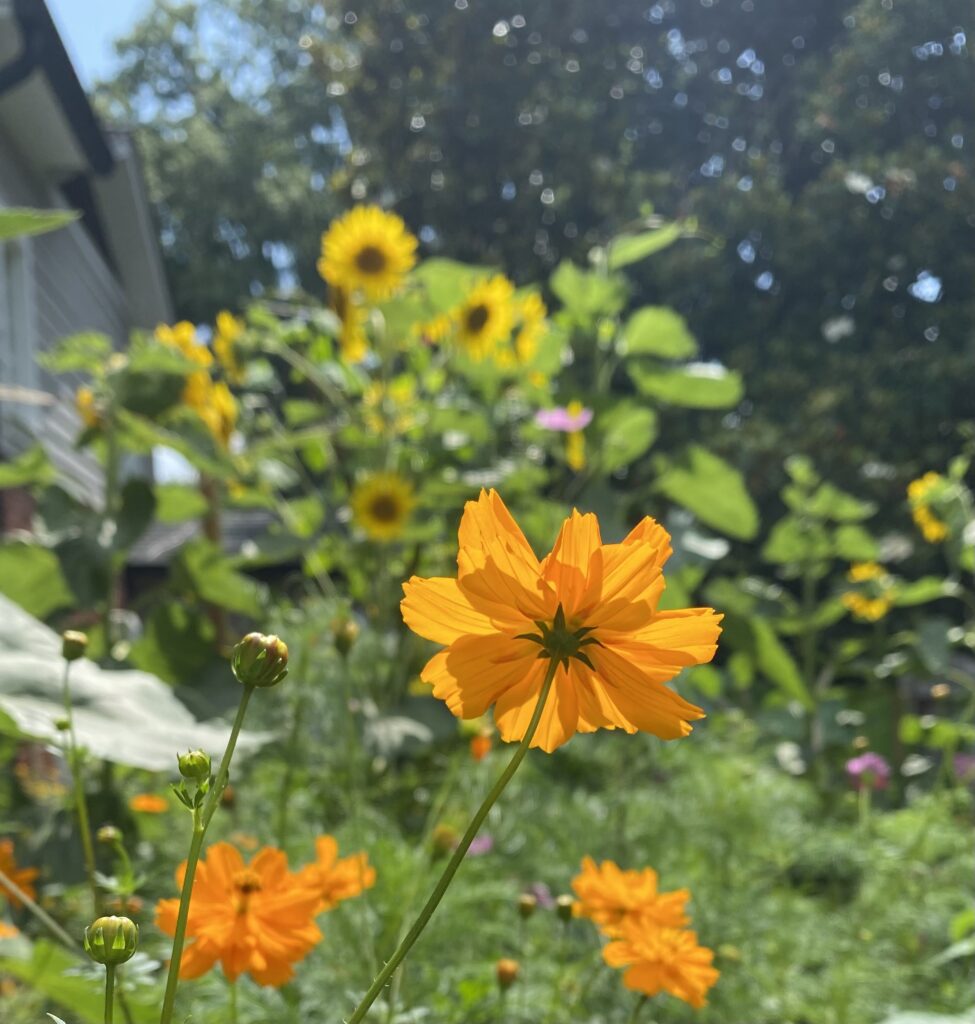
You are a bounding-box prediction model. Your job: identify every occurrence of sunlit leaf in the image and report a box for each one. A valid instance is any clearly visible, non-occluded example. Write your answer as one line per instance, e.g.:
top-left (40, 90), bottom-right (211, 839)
top-left (0, 543), bottom-right (74, 619)
top-left (620, 306), bottom-right (698, 359)
top-left (0, 445), bottom-right (56, 490)
top-left (606, 221), bottom-right (684, 269)
top-left (598, 403), bottom-right (658, 472)
top-left (0, 207), bottom-right (79, 241)
top-left (629, 363), bottom-right (744, 409)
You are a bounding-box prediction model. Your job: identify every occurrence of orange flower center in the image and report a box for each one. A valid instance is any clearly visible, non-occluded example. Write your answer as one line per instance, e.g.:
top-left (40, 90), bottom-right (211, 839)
top-left (232, 869), bottom-right (263, 913)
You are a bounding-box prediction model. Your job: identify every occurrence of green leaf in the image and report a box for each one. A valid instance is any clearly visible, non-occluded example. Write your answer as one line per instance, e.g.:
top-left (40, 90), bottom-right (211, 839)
top-left (129, 602), bottom-right (216, 685)
top-left (414, 258), bottom-right (490, 310)
top-left (619, 307), bottom-right (698, 359)
top-left (682, 663), bottom-right (723, 699)
top-left (37, 332), bottom-right (112, 373)
top-left (832, 524), bottom-right (878, 560)
top-left (0, 543), bottom-right (74, 619)
top-left (629, 363), bottom-right (744, 409)
top-left (655, 447), bottom-right (759, 540)
top-left (916, 618), bottom-right (952, 674)
top-left (115, 479), bottom-right (157, 551)
top-left (894, 577), bottom-right (959, 606)
top-left (784, 481), bottom-right (876, 522)
top-left (598, 403), bottom-right (658, 472)
top-left (178, 539), bottom-right (267, 618)
top-left (550, 261), bottom-right (627, 321)
top-left (156, 483), bottom-right (209, 523)
top-left (606, 222), bottom-right (684, 268)
top-left (0, 207), bottom-right (79, 241)
top-left (751, 618), bottom-right (814, 709)
top-left (0, 444), bottom-right (56, 489)
top-left (761, 515), bottom-right (832, 565)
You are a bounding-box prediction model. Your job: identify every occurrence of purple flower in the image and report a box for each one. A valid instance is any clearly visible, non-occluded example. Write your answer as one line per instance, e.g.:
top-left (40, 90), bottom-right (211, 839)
top-left (845, 752), bottom-right (891, 791)
top-left (525, 882), bottom-right (555, 909)
top-left (466, 834), bottom-right (494, 857)
top-left (953, 753), bottom-right (975, 782)
top-left (534, 404), bottom-right (593, 432)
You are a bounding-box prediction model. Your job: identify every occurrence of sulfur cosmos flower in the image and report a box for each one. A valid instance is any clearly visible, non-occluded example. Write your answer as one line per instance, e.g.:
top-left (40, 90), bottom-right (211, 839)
top-left (571, 857), bottom-right (689, 936)
top-left (297, 836), bottom-right (376, 912)
top-left (455, 275), bottom-right (516, 360)
top-left (318, 205), bottom-right (418, 301)
top-left (401, 490), bottom-right (721, 752)
top-left (0, 839), bottom-right (39, 908)
top-left (155, 842), bottom-right (322, 986)
top-left (352, 472), bottom-right (415, 541)
top-left (603, 919), bottom-right (719, 1008)
top-left (129, 793), bottom-right (169, 814)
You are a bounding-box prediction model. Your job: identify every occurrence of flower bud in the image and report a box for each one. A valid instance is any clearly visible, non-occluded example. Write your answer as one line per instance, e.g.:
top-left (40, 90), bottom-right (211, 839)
top-left (517, 893), bottom-right (537, 919)
top-left (232, 633), bottom-right (289, 688)
top-left (555, 894), bottom-right (575, 923)
top-left (178, 749), bottom-right (212, 782)
top-left (496, 958), bottom-right (520, 991)
top-left (54, 718), bottom-right (71, 732)
top-left (83, 916), bottom-right (139, 965)
top-left (96, 825), bottom-right (122, 845)
top-left (431, 824), bottom-right (459, 857)
top-left (62, 630), bottom-right (89, 662)
top-left (220, 784), bottom-right (237, 810)
top-left (331, 616), bottom-right (359, 657)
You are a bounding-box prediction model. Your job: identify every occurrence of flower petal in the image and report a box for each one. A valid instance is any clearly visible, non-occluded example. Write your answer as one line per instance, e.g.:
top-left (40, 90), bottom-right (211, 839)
top-left (401, 576), bottom-right (501, 645)
top-left (540, 510), bottom-right (602, 616)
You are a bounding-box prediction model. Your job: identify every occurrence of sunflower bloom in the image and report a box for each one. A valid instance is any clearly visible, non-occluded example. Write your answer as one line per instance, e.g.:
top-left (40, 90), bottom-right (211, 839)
top-left (571, 857), bottom-right (690, 936)
top-left (455, 275), bottom-right (516, 360)
top-left (908, 472), bottom-right (950, 542)
top-left (514, 293), bottom-right (547, 364)
top-left (155, 842), bottom-right (322, 986)
top-left (847, 561), bottom-right (884, 583)
top-left (0, 839), bottom-right (39, 908)
top-left (213, 311), bottom-right (245, 383)
top-left (401, 490), bottom-right (720, 752)
top-left (352, 472), bottom-right (415, 541)
top-left (603, 919), bottom-right (719, 1008)
top-left (318, 206), bottom-right (417, 301)
top-left (297, 836), bottom-right (376, 912)
top-left (156, 321), bottom-right (212, 368)
top-left (75, 386), bottom-right (102, 429)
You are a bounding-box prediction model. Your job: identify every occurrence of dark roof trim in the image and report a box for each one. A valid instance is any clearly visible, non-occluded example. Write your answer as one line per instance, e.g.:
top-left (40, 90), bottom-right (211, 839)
top-left (0, 0), bottom-right (114, 175)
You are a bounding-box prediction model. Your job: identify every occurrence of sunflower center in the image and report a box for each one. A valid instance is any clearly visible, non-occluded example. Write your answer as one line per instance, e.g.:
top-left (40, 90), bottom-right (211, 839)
top-left (369, 494), bottom-right (401, 523)
top-left (464, 303), bottom-right (490, 334)
top-left (516, 604), bottom-right (600, 670)
top-left (355, 245), bottom-right (388, 274)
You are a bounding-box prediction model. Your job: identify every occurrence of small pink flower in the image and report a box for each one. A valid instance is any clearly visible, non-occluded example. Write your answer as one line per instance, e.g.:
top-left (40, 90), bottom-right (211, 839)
top-left (466, 834), bottom-right (494, 857)
top-left (534, 403), bottom-right (593, 432)
top-left (846, 752), bottom-right (891, 791)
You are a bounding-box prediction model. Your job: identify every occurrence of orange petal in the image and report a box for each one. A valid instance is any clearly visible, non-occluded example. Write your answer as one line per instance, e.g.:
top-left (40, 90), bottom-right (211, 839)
top-left (540, 510), bottom-right (602, 617)
top-left (401, 576), bottom-right (501, 645)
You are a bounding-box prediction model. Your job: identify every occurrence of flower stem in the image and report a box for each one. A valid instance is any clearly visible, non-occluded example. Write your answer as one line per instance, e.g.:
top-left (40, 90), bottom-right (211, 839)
top-left (159, 683), bottom-right (255, 1024)
top-left (627, 994), bottom-right (649, 1024)
top-left (61, 659), bottom-right (100, 915)
top-left (104, 964), bottom-right (116, 1024)
top-left (345, 659), bottom-right (558, 1024)
top-left (228, 977), bottom-right (238, 1024)
top-left (0, 866), bottom-right (76, 950)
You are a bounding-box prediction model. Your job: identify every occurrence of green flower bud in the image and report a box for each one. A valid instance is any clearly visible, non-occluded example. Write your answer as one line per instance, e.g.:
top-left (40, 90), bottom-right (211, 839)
top-left (178, 749), bottom-right (212, 782)
top-left (517, 893), bottom-right (537, 919)
top-left (555, 894), bottom-right (575, 923)
top-left (54, 717), bottom-right (71, 732)
top-left (96, 825), bottom-right (122, 845)
top-left (232, 633), bottom-right (289, 688)
top-left (62, 630), bottom-right (89, 662)
top-left (331, 616), bottom-right (359, 657)
top-left (83, 916), bottom-right (139, 965)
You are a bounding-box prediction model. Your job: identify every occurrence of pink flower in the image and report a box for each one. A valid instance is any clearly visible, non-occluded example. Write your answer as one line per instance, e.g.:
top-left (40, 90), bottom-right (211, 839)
top-left (534, 403), bottom-right (593, 432)
top-left (466, 834), bottom-right (494, 857)
top-left (845, 752), bottom-right (891, 791)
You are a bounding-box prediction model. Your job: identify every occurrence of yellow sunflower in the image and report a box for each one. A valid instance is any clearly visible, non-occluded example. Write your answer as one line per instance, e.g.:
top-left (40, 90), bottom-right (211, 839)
top-left (514, 292), bottom-right (547, 364)
top-left (318, 206), bottom-right (417, 301)
top-left (331, 286), bottom-right (369, 362)
top-left (351, 472), bottom-right (415, 541)
top-left (455, 275), bottom-right (516, 360)
top-left (213, 310), bottom-right (245, 382)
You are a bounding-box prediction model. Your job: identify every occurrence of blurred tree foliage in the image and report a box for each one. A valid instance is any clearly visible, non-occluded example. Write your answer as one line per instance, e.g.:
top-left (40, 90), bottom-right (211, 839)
top-left (98, 0), bottom-right (974, 503)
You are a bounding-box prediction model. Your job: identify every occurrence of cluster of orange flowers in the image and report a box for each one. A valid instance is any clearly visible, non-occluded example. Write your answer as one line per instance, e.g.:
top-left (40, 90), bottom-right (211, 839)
top-left (155, 836), bottom-right (374, 986)
top-left (0, 838), bottom-right (39, 939)
top-left (572, 857), bottom-right (718, 1008)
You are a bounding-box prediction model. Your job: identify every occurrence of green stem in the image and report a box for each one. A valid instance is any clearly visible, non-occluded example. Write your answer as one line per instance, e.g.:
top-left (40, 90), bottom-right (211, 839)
top-left (857, 785), bottom-right (871, 830)
top-left (159, 684), bottom-right (255, 1024)
top-left (626, 994), bottom-right (648, 1024)
top-left (228, 977), bottom-right (238, 1024)
top-left (103, 419), bottom-right (120, 652)
top-left (345, 659), bottom-right (558, 1024)
top-left (61, 660), bottom-right (100, 915)
top-left (0, 866), bottom-right (77, 950)
top-left (275, 642), bottom-right (311, 847)
top-left (104, 964), bottom-right (116, 1024)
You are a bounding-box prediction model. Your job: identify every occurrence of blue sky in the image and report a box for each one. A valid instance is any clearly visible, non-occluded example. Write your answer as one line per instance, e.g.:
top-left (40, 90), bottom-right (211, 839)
top-left (48, 0), bottom-right (151, 86)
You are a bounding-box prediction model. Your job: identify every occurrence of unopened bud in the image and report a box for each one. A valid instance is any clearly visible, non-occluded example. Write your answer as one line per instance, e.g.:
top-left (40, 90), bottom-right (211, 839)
top-left (220, 784), bottom-right (236, 810)
top-left (331, 616), bottom-right (359, 657)
top-left (555, 894), bottom-right (575, 923)
top-left (852, 735), bottom-right (869, 750)
top-left (496, 958), bottom-right (520, 991)
top-left (83, 916), bottom-right (139, 965)
top-left (232, 633), bottom-right (289, 688)
top-left (431, 824), bottom-right (459, 857)
top-left (62, 630), bottom-right (89, 662)
top-left (517, 893), bottom-right (537, 919)
top-left (178, 749), bottom-right (211, 782)
top-left (96, 825), bottom-right (122, 845)
top-left (54, 718), bottom-right (71, 732)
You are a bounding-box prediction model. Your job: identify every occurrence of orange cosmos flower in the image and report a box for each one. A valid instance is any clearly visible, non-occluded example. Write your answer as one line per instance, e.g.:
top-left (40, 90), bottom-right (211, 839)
top-left (0, 840), bottom-right (39, 908)
top-left (400, 490), bottom-right (720, 752)
top-left (603, 919), bottom-right (719, 1008)
top-left (0, 921), bottom-right (19, 939)
top-left (155, 842), bottom-right (322, 987)
top-left (297, 836), bottom-right (376, 912)
top-left (571, 857), bottom-right (690, 936)
top-left (470, 733), bottom-right (493, 761)
top-left (129, 794), bottom-right (169, 814)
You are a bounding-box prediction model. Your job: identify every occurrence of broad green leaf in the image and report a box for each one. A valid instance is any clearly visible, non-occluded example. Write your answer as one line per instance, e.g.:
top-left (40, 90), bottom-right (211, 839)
top-left (784, 455), bottom-right (820, 488)
top-left (178, 539), bottom-right (267, 618)
top-left (156, 483), bottom-right (209, 523)
top-left (620, 307), bottom-right (698, 359)
top-left (629, 363), bottom-right (744, 409)
top-left (894, 577), bottom-right (959, 606)
top-left (682, 663), bottom-right (723, 699)
top-left (832, 523), bottom-right (878, 560)
top-left (928, 936), bottom-right (975, 967)
top-left (37, 332), bottom-right (112, 373)
top-left (916, 618), bottom-right (952, 674)
top-left (414, 258), bottom-right (490, 310)
top-left (284, 495), bottom-right (325, 538)
top-left (0, 207), bottom-right (79, 240)
top-left (762, 516), bottom-right (832, 565)
top-left (0, 444), bottom-right (56, 489)
top-left (784, 481), bottom-right (876, 522)
top-left (549, 261), bottom-right (627, 321)
top-left (115, 478), bottom-right (157, 551)
top-left (598, 403), bottom-right (658, 472)
top-left (129, 602), bottom-right (216, 685)
top-left (655, 447), bottom-right (759, 540)
top-left (606, 222), bottom-right (684, 269)
top-left (751, 618), bottom-right (814, 709)
top-left (0, 543), bottom-right (73, 618)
